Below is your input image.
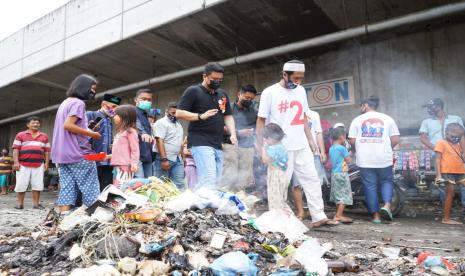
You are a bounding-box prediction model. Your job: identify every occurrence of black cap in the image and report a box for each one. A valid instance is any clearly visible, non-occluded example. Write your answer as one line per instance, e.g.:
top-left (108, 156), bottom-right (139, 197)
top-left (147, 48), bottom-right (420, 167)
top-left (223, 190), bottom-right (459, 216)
top-left (422, 98), bottom-right (444, 108)
top-left (103, 94), bottom-right (122, 105)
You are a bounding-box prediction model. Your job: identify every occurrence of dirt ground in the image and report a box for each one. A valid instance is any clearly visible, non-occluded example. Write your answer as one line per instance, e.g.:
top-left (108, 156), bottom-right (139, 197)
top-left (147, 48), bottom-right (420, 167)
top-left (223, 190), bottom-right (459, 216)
top-left (1, 191), bottom-right (464, 259)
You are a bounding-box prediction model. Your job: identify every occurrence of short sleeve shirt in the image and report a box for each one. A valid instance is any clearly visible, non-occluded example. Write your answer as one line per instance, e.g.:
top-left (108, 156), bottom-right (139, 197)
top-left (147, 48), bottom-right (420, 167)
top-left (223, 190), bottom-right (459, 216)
top-left (266, 144), bottom-right (288, 171)
top-left (419, 115), bottom-right (464, 146)
top-left (153, 116), bottom-right (184, 162)
top-left (12, 131), bottom-right (50, 168)
top-left (348, 111), bottom-right (400, 168)
top-left (434, 140), bottom-right (465, 174)
top-left (258, 83), bottom-right (310, 151)
top-left (329, 144), bottom-right (349, 173)
top-left (307, 109), bottom-right (322, 146)
top-left (232, 102), bottom-right (258, 148)
top-left (52, 97), bottom-right (92, 164)
top-left (178, 84), bottom-right (232, 149)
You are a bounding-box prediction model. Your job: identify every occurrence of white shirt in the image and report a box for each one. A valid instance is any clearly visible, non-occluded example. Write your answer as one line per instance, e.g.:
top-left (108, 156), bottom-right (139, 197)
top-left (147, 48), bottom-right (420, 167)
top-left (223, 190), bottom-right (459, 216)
top-left (258, 83), bottom-right (310, 150)
top-left (307, 109), bottom-right (322, 147)
top-left (348, 111), bottom-right (400, 168)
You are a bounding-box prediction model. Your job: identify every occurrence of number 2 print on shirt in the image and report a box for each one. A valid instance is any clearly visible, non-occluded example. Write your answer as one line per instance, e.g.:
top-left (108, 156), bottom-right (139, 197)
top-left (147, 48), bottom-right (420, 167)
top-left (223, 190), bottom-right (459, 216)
top-left (277, 100), bottom-right (304, 126)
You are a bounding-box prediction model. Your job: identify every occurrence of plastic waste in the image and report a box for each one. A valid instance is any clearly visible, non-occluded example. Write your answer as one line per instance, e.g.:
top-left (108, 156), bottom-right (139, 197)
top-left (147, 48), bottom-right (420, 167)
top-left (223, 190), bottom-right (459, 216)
top-left (69, 244), bottom-right (85, 261)
top-left (253, 209), bottom-right (309, 242)
top-left (91, 206), bottom-right (114, 223)
top-left (293, 238), bottom-right (330, 276)
top-left (187, 251), bottom-right (209, 270)
top-left (210, 251), bottom-right (258, 276)
top-left (138, 260), bottom-right (170, 276)
top-left (164, 190), bottom-right (200, 214)
top-left (59, 207), bottom-right (91, 231)
top-left (70, 265), bottom-right (121, 276)
top-left (381, 247), bottom-right (401, 259)
top-left (210, 230), bottom-right (227, 249)
top-left (123, 208), bottom-right (162, 223)
top-left (417, 252), bottom-right (455, 271)
top-left (117, 257), bottom-right (137, 275)
top-left (269, 268), bottom-right (303, 276)
top-left (146, 235), bottom-right (177, 254)
top-left (120, 178), bottom-right (151, 191)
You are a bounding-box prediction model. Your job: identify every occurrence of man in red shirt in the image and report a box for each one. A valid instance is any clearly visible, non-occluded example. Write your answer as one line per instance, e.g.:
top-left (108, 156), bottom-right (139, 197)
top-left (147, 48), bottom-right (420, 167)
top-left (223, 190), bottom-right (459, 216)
top-left (12, 116), bottom-right (50, 209)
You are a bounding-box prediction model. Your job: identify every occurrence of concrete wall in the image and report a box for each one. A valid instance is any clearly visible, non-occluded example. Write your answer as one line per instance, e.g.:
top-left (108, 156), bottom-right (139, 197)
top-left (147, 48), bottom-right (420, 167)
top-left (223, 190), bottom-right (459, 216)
top-left (0, 0), bottom-right (224, 88)
top-left (3, 21), bottom-right (465, 150)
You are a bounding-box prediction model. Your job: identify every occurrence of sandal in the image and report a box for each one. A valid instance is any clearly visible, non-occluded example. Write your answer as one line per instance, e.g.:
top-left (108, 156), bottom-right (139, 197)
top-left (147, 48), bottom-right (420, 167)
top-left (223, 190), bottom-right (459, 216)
top-left (313, 218), bottom-right (340, 228)
top-left (380, 208), bottom-right (393, 221)
top-left (334, 217), bottom-right (354, 224)
top-left (33, 204), bottom-right (45, 210)
top-left (371, 219), bottom-right (382, 224)
top-left (14, 205), bottom-right (24, 210)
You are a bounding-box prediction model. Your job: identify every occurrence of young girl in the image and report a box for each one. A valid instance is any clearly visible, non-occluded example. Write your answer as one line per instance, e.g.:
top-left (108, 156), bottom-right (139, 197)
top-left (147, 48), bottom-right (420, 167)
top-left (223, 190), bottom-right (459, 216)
top-left (110, 105), bottom-right (140, 188)
top-left (261, 123), bottom-right (290, 212)
top-left (329, 127), bottom-right (353, 223)
top-left (182, 137), bottom-right (197, 189)
top-left (52, 74), bottom-right (101, 213)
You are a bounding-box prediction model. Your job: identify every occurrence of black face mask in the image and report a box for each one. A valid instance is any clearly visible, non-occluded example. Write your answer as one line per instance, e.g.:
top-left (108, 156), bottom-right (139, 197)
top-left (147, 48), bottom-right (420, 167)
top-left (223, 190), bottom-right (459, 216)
top-left (207, 80), bottom-right (222, 90)
top-left (86, 90), bottom-right (96, 100)
top-left (240, 99), bottom-right (252, 108)
top-left (167, 114), bottom-right (177, 123)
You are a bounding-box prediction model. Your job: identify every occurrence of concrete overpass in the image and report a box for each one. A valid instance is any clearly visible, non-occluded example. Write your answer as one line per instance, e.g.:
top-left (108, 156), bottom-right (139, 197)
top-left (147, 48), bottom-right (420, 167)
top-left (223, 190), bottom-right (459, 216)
top-left (1, 0), bottom-right (465, 147)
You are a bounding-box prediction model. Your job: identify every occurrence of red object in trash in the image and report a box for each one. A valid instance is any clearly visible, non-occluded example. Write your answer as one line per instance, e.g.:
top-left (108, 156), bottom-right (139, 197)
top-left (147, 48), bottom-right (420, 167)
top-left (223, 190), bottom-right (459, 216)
top-left (84, 152), bottom-right (107, 161)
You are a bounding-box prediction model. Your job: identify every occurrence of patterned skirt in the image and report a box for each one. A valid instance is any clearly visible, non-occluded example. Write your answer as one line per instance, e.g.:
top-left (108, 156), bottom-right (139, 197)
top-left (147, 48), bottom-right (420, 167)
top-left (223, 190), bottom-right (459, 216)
top-left (330, 172), bottom-right (353, 205)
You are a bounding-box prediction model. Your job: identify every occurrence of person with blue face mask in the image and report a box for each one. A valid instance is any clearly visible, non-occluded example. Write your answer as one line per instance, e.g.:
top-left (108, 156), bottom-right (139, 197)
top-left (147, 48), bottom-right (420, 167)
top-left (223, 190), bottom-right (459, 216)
top-left (134, 88), bottom-right (155, 178)
top-left (434, 123), bottom-right (465, 225)
top-left (419, 98), bottom-right (465, 208)
top-left (86, 93), bottom-right (121, 191)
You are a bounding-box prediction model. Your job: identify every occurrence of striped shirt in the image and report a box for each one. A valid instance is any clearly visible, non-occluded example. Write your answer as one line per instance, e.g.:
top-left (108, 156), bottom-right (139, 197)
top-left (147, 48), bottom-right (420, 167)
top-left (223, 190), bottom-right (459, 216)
top-left (12, 131), bottom-right (50, 168)
top-left (0, 156), bottom-right (13, 175)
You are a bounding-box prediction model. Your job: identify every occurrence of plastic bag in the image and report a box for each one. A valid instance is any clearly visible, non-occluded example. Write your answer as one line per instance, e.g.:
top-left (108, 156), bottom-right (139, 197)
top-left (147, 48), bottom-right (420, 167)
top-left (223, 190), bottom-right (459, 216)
top-left (293, 238), bottom-right (329, 276)
top-left (164, 190), bottom-right (200, 214)
top-left (59, 207), bottom-right (91, 231)
top-left (210, 251), bottom-right (258, 276)
top-left (253, 209), bottom-right (309, 242)
top-left (196, 188), bottom-right (247, 214)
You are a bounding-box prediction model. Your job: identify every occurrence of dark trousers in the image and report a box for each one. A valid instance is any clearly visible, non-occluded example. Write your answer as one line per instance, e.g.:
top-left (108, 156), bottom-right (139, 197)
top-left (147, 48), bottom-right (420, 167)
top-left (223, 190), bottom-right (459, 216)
top-left (97, 165), bottom-right (113, 191)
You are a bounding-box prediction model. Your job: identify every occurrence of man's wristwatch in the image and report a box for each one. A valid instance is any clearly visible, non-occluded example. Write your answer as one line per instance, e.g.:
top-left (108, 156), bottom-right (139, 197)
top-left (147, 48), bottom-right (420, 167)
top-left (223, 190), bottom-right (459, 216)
top-left (161, 158), bottom-right (168, 162)
top-left (198, 113), bottom-right (203, 121)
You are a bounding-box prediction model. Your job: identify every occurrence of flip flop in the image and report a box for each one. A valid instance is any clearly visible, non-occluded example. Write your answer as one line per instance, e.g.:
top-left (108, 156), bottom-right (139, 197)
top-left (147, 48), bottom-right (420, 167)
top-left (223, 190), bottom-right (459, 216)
top-left (371, 219), bottom-right (382, 224)
top-left (33, 204), bottom-right (45, 210)
top-left (313, 219), bottom-right (340, 228)
top-left (380, 208), bottom-right (393, 221)
top-left (442, 219), bottom-right (463, 225)
top-left (14, 205), bottom-right (24, 210)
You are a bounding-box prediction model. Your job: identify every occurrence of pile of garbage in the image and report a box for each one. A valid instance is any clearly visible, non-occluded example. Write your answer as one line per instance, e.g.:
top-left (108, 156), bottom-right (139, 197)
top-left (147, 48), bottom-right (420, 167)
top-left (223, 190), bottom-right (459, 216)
top-left (1, 176), bottom-right (465, 276)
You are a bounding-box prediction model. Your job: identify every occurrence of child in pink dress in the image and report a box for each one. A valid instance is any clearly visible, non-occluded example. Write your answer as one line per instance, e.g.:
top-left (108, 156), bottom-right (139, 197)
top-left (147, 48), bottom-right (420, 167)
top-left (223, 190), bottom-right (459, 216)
top-left (110, 105), bottom-right (140, 188)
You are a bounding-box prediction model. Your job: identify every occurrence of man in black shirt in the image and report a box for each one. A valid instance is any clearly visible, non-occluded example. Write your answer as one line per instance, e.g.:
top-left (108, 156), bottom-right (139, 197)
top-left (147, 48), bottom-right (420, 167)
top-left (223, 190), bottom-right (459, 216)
top-left (222, 85), bottom-right (258, 192)
top-left (177, 62), bottom-right (237, 189)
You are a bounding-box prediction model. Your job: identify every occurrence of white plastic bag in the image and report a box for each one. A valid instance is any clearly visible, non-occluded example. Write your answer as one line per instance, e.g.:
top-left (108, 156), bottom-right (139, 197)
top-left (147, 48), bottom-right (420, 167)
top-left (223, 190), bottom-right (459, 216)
top-left (293, 238), bottom-right (329, 276)
top-left (164, 190), bottom-right (200, 213)
top-left (59, 207), bottom-right (91, 231)
top-left (254, 209), bottom-right (309, 242)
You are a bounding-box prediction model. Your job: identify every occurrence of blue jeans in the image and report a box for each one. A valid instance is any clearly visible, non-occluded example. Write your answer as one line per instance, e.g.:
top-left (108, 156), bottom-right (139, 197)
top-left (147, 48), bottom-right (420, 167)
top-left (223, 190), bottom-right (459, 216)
top-left (191, 146), bottom-right (224, 190)
top-left (134, 160), bottom-right (153, 179)
top-left (360, 166), bottom-right (393, 214)
top-left (153, 156), bottom-right (185, 190)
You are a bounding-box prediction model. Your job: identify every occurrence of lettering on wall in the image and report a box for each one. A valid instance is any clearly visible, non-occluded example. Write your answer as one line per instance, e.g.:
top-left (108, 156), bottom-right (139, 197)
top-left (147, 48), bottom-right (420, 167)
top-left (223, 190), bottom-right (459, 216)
top-left (304, 76), bottom-right (355, 109)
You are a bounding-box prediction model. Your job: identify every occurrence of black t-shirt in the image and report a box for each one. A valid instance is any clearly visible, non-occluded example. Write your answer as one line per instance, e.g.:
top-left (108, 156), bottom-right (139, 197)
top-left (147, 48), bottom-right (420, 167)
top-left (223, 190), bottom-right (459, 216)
top-left (178, 84), bottom-right (232, 149)
top-left (224, 102), bottom-right (258, 148)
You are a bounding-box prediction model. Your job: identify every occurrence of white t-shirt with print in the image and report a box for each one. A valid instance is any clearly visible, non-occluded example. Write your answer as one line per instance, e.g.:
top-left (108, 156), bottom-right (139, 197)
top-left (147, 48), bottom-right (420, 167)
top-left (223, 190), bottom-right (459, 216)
top-left (307, 109), bottom-right (322, 145)
top-left (348, 111), bottom-right (400, 168)
top-left (258, 83), bottom-right (310, 151)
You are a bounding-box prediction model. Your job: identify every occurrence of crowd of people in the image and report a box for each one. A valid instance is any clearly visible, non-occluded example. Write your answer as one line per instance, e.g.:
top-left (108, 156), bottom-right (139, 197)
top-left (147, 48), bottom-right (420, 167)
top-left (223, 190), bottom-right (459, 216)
top-left (2, 60), bottom-right (465, 227)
